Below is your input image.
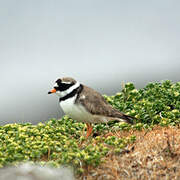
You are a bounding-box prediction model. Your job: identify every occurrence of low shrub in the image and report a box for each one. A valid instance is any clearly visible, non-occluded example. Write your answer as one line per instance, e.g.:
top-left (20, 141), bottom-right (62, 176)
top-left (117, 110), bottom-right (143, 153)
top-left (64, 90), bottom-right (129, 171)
top-left (0, 80), bottom-right (179, 174)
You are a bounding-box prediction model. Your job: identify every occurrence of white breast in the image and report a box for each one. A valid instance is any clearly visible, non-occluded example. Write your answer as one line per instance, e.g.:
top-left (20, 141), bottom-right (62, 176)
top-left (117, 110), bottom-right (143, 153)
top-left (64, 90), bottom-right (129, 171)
top-left (60, 95), bottom-right (93, 123)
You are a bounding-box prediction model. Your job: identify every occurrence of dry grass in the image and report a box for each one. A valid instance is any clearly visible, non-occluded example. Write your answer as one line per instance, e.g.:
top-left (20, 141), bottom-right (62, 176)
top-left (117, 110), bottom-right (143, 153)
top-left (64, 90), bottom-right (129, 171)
top-left (77, 126), bottom-right (180, 180)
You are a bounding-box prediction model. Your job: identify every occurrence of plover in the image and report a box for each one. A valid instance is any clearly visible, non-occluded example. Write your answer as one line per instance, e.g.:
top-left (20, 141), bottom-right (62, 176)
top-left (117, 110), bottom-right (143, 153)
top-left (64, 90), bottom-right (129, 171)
top-left (48, 77), bottom-right (134, 137)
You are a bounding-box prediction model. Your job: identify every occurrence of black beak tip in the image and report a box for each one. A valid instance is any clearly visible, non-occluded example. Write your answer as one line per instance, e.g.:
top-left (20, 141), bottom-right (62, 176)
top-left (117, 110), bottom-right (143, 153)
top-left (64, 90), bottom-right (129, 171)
top-left (48, 91), bottom-right (52, 94)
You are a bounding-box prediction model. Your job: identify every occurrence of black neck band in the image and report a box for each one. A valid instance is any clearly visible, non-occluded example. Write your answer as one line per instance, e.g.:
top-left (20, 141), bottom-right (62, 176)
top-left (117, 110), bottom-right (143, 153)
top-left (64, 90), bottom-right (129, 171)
top-left (59, 84), bottom-right (83, 102)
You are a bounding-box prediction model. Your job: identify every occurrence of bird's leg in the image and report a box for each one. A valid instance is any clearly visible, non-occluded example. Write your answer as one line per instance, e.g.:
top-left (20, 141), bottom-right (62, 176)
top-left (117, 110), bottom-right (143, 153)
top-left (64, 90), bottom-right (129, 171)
top-left (82, 124), bottom-right (86, 136)
top-left (86, 123), bottom-right (93, 138)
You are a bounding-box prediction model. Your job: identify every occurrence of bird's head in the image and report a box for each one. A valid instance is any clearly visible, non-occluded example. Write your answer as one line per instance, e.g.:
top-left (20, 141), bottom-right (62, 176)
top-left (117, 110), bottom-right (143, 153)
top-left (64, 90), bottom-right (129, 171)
top-left (48, 77), bottom-right (79, 97)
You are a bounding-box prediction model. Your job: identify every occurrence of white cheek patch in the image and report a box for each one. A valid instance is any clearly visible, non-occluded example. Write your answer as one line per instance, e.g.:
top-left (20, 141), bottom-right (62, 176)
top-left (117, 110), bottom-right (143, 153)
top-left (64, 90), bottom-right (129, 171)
top-left (55, 91), bottom-right (61, 96)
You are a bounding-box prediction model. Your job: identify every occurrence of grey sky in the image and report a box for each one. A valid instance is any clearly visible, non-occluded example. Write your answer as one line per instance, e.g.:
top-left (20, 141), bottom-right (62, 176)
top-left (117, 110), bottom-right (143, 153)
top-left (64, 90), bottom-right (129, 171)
top-left (0, 0), bottom-right (180, 124)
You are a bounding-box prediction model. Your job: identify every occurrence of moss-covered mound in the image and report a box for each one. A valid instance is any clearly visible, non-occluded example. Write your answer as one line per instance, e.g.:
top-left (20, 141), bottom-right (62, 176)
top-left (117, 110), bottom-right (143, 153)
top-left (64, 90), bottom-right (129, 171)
top-left (0, 80), bottom-right (179, 175)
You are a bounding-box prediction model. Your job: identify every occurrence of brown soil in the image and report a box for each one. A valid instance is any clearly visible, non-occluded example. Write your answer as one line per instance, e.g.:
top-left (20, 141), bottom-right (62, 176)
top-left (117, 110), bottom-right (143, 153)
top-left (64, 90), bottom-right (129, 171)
top-left (77, 126), bottom-right (180, 180)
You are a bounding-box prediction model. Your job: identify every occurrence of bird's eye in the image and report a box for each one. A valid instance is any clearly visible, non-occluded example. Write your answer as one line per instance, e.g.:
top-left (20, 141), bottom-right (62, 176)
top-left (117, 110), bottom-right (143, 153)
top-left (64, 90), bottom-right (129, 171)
top-left (55, 82), bottom-right (74, 91)
top-left (56, 79), bottom-right (62, 85)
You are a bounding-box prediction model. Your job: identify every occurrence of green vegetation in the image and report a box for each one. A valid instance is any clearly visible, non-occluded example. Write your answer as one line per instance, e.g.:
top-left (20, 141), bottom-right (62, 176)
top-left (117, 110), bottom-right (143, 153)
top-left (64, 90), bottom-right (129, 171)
top-left (105, 80), bottom-right (180, 126)
top-left (0, 117), bottom-right (136, 173)
top-left (0, 80), bottom-right (179, 174)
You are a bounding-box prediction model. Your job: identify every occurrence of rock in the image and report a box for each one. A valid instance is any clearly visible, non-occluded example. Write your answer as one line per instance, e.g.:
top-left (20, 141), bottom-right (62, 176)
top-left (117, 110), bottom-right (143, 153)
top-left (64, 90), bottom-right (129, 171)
top-left (0, 163), bottom-right (74, 180)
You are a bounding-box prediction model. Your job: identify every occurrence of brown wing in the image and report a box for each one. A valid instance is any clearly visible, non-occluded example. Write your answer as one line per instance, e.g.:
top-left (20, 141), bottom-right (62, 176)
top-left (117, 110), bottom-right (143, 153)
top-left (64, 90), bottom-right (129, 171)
top-left (76, 85), bottom-right (133, 124)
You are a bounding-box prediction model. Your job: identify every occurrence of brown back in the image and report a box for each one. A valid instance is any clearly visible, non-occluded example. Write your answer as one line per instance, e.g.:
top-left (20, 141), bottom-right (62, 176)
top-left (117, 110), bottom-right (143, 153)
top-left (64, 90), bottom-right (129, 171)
top-left (76, 85), bottom-right (132, 121)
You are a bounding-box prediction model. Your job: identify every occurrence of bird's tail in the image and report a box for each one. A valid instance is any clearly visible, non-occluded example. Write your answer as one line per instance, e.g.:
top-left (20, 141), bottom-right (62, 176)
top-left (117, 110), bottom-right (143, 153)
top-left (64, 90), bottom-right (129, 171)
top-left (120, 114), bottom-right (135, 124)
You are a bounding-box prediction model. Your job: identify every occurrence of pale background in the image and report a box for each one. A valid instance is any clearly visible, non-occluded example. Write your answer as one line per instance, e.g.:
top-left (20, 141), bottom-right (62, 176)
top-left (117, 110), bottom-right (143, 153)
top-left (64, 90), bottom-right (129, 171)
top-left (0, 0), bottom-right (180, 124)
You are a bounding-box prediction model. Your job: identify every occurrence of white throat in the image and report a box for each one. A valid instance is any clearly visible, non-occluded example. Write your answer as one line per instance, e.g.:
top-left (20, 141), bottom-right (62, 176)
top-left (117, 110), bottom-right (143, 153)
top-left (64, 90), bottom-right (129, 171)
top-left (55, 81), bottom-right (80, 98)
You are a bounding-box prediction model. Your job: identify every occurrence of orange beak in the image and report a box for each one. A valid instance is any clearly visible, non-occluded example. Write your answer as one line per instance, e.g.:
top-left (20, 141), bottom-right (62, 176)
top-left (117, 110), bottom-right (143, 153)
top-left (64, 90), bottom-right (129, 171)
top-left (48, 88), bottom-right (56, 94)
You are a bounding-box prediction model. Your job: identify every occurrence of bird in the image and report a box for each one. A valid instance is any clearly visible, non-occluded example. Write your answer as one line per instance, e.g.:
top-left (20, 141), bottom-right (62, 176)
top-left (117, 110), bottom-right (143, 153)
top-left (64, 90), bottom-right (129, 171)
top-left (48, 77), bottom-right (134, 138)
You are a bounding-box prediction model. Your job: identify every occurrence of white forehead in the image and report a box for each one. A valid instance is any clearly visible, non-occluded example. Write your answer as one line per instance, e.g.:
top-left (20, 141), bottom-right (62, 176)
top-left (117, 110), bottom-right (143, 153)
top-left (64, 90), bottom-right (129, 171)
top-left (53, 81), bottom-right (72, 87)
top-left (54, 82), bottom-right (58, 87)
